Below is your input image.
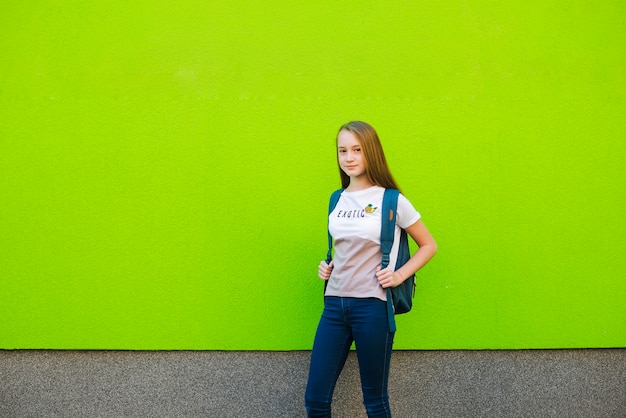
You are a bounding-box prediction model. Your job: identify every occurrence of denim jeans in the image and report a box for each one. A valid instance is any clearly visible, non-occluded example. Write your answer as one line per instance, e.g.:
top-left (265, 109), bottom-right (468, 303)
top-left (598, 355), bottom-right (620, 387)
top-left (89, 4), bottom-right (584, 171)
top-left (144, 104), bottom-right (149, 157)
top-left (305, 296), bottom-right (395, 417)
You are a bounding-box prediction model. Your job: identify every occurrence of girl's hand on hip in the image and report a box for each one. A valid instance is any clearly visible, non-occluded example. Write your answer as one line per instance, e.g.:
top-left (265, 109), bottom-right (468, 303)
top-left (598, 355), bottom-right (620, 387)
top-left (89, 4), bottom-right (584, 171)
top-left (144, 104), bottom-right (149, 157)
top-left (318, 260), bottom-right (334, 281)
top-left (376, 266), bottom-right (404, 288)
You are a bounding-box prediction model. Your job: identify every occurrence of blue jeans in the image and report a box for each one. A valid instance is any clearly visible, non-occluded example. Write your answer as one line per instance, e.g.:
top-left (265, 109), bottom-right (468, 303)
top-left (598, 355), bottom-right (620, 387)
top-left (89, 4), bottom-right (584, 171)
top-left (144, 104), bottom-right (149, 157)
top-left (305, 297), bottom-right (395, 417)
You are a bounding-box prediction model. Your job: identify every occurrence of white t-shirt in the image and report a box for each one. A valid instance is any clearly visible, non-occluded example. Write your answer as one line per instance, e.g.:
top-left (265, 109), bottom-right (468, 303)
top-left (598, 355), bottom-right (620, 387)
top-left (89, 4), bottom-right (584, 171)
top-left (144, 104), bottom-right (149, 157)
top-left (325, 186), bottom-right (421, 301)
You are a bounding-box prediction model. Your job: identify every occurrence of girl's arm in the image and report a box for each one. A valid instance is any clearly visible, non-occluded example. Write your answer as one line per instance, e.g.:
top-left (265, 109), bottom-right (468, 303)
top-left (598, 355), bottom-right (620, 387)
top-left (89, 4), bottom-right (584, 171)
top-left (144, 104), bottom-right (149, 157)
top-left (376, 220), bottom-right (438, 288)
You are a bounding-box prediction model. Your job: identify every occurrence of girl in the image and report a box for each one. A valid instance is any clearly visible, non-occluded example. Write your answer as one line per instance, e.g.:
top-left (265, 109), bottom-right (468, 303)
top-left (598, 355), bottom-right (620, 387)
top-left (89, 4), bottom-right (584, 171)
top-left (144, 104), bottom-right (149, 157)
top-left (305, 121), bottom-right (437, 417)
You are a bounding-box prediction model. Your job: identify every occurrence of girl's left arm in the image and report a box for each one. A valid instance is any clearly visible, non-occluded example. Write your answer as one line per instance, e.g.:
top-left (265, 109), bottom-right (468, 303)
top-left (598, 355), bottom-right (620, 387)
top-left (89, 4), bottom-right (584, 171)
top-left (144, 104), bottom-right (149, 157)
top-left (399, 220), bottom-right (437, 279)
top-left (377, 220), bottom-right (438, 288)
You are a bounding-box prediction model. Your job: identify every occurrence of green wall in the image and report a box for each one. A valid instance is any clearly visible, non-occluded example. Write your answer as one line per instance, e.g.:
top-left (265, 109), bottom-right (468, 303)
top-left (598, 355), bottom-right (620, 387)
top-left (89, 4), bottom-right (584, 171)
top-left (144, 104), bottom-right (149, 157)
top-left (1, 1), bottom-right (624, 350)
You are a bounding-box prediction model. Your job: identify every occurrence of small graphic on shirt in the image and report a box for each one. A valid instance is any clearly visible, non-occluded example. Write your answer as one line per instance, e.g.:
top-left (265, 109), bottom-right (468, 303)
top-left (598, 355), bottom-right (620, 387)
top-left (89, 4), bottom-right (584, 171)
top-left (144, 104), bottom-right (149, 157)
top-left (365, 204), bottom-right (377, 213)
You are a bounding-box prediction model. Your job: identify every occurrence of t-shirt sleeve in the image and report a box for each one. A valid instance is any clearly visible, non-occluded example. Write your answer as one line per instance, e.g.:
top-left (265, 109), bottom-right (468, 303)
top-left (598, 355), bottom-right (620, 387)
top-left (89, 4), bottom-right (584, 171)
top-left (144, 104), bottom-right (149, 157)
top-left (397, 193), bottom-right (421, 229)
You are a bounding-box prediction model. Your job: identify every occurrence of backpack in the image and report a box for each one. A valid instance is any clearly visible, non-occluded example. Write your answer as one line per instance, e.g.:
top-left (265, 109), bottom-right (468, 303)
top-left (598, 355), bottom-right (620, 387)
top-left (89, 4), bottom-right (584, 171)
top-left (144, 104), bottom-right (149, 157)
top-left (325, 188), bottom-right (416, 332)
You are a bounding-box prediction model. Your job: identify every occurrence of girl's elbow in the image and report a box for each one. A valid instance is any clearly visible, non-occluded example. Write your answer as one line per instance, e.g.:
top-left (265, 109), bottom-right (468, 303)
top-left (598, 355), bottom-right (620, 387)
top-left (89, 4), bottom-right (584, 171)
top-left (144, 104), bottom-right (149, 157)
top-left (430, 241), bottom-right (438, 256)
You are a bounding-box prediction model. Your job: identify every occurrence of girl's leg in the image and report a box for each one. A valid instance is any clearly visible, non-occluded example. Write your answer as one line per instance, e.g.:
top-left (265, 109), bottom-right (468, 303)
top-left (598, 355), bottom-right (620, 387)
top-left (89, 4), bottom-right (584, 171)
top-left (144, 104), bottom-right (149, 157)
top-left (305, 297), bottom-right (354, 417)
top-left (351, 298), bottom-right (395, 418)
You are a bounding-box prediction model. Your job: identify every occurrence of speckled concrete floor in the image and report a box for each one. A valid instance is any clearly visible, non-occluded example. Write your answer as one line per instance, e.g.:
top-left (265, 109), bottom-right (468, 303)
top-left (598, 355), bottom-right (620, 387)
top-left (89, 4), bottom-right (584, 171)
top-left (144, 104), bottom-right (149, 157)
top-left (1, 349), bottom-right (624, 417)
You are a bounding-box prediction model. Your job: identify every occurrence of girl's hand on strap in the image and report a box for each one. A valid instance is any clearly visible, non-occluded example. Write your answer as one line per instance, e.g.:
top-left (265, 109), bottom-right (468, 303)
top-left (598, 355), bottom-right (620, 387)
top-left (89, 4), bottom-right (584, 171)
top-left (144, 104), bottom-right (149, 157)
top-left (318, 260), bottom-right (334, 281)
top-left (376, 266), bottom-right (404, 288)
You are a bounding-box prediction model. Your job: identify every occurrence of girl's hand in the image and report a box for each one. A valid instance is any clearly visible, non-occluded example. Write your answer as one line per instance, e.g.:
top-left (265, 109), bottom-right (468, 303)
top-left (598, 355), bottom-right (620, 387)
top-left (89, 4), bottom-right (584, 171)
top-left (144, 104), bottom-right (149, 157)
top-left (318, 260), bottom-right (334, 281)
top-left (376, 266), bottom-right (404, 288)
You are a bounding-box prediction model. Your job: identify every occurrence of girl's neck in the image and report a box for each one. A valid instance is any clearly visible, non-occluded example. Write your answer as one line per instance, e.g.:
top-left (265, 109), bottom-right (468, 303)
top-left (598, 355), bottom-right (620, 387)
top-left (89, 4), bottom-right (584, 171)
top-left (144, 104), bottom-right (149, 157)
top-left (346, 176), bottom-right (375, 192)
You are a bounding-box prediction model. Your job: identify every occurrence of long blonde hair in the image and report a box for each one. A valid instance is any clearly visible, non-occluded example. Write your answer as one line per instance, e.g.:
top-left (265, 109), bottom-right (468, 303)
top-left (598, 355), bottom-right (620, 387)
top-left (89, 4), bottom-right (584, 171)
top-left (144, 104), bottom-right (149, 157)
top-left (337, 121), bottom-right (401, 191)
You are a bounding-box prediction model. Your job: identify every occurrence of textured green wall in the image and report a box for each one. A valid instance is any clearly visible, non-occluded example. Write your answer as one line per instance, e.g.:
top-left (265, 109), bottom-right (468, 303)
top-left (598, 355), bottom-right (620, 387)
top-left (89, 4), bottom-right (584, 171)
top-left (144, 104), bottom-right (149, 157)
top-left (1, 1), bottom-right (624, 350)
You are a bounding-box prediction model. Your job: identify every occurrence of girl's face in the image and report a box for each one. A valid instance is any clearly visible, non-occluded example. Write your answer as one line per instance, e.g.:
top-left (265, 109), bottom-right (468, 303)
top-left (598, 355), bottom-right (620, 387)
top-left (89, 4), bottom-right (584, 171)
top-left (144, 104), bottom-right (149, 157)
top-left (337, 129), bottom-right (367, 179)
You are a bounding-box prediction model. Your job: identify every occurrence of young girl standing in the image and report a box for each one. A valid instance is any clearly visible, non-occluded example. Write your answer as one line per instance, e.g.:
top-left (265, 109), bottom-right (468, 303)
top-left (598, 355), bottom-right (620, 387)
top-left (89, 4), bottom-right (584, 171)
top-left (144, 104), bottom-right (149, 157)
top-left (305, 121), bottom-right (437, 417)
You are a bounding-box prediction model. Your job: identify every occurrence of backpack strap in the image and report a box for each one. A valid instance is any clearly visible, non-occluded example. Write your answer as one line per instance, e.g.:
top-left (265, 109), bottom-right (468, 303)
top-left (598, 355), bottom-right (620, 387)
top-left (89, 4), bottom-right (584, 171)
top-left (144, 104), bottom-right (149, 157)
top-left (381, 188), bottom-right (400, 332)
top-left (324, 189), bottom-right (344, 294)
top-left (326, 189), bottom-right (344, 264)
